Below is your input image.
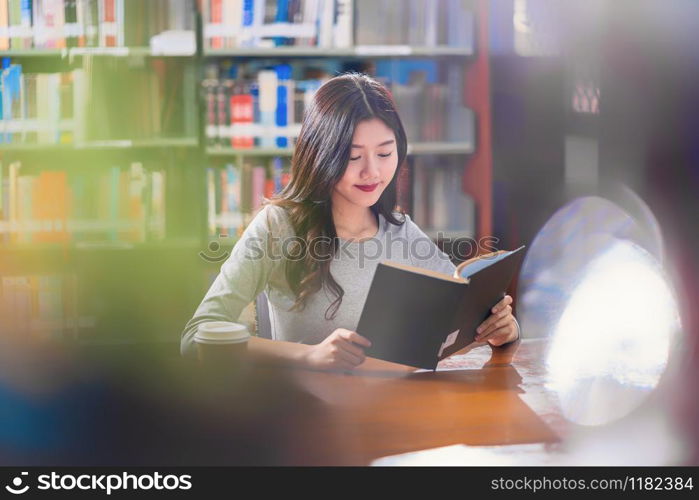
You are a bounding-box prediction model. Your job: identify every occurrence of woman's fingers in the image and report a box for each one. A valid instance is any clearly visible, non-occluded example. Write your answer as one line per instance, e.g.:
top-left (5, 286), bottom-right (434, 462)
top-left (477, 320), bottom-right (515, 344)
top-left (476, 314), bottom-right (513, 342)
top-left (340, 329), bottom-right (372, 348)
top-left (477, 305), bottom-right (512, 336)
top-left (491, 295), bottom-right (513, 314)
top-left (335, 345), bottom-right (365, 366)
top-left (482, 325), bottom-right (517, 347)
top-left (336, 338), bottom-right (366, 358)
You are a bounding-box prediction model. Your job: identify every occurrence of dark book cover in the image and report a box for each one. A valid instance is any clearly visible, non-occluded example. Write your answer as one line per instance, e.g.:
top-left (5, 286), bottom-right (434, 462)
top-left (357, 246), bottom-right (526, 370)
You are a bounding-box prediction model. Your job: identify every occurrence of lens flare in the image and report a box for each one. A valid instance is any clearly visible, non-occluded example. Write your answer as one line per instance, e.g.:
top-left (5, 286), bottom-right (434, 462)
top-left (546, 239), bottom-right (680, 426)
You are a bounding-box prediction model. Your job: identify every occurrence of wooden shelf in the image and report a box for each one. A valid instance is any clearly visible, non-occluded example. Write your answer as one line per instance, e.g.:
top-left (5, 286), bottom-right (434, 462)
top-left (204, 45), bottom-right (474, 58)
top-left (0, 238), bottom-right (202, 253)
top-left (205, 142), bottom-right (474, 157)
top-left (407, 142), bottom-right (474, 155)
top-left (207, 146), bottom-right (294, 157)
top-left (1, 48), bottom-right (65, 57)
top-left (2, 47), bottom-right (195, 58)
top-left (0, 137), bottom-right (199, 152)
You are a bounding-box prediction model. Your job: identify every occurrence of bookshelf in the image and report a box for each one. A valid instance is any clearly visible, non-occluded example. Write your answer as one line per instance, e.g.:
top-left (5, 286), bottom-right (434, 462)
top-left (1, 0), bottom-right (494, 345)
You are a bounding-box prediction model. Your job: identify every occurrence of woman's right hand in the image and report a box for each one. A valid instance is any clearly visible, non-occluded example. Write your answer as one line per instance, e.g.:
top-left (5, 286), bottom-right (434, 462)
top-left (303, 328), bottom-right (372, 371)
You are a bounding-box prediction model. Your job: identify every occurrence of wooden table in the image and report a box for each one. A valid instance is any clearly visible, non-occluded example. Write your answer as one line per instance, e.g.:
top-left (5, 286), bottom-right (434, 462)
top-left (285, 338), bottom-right (565, 465)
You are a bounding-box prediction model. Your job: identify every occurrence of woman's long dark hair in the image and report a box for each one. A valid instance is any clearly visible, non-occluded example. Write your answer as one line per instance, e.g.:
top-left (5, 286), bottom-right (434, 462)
top-left (267, 72), bottom-right (408, 320)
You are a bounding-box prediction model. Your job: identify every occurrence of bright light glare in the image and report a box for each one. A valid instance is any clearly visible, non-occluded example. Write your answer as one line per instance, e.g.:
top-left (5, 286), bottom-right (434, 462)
top-left (546, 239), bottom-right (680, 426)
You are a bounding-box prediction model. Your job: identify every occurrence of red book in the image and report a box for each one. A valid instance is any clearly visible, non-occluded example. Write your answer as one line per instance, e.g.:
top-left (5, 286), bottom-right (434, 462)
top-left (210, 0), bottom-right (223, 49)
top-left (230, 89), bottom-right (254, 149)
top-left (264, 179), bottom-right (275, 199)
top-left (104, 0), bottom-right (116, 47)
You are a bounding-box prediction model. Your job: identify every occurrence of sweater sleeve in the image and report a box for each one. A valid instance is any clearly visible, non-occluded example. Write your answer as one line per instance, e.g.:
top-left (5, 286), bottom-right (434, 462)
top-left (180, 204), bottom-right (289, 357)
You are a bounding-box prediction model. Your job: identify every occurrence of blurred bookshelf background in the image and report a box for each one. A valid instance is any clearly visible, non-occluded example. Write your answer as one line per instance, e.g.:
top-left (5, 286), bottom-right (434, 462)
top-left (0, 0), bottom-right (493, 348)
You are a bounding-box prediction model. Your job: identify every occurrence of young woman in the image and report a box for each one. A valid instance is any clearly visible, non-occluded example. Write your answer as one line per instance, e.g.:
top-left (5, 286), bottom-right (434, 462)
top-left (181, 73), bottom-right (519, 370)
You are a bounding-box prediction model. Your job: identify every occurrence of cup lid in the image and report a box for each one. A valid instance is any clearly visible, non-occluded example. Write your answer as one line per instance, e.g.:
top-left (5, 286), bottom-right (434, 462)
top-left (195, 321), bottom-right (250, 344)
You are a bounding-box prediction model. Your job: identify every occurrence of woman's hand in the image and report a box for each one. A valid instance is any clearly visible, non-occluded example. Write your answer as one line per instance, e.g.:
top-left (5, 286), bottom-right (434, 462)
top-left (475, 295), bottom-right (519, 347)
top-left (303, 328), bottom-right (372, 371)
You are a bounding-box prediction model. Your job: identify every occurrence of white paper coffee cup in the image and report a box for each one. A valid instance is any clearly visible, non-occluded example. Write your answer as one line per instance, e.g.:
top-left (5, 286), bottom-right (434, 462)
top-left (194, 322), bottom-right (250, 362)
top-left (194, 321), bottom-right (250, 345)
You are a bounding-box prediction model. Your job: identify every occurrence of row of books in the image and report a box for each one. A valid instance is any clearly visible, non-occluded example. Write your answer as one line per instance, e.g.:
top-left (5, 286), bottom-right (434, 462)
top-left (203, 63), bottom-right (324, 148)
top-left (1, 58), bottom-right (196, 145)
top-left (203, 0), bottom-right (473, 50)
top-left (411, 157), bottom-right (475, 238)
top-left (87, 57), bottom-right (195, 142)
top-left (202, 60), bottom-right (474, 147)
top-left (375, 61), bottom-right (474, 144)
top-left (355, 0), bottom-right (473, 48)
top-left (0, 273), bottom-right (87, 339)
top-left (84, 58), bottom-right (197, 142)
top-left (0, 0), bottom-right (194, 50)
top-left (207, 157), bottom-right (290, 237)
top-left (204, 0), bottom-right (353, 49)
top-left (0, 63), bottom-right (83, 144)
top-left (0, 160), bottom-right (166, 245)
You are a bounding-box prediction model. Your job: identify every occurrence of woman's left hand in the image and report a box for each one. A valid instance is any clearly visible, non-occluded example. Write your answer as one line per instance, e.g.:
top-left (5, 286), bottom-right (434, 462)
top-left (475, 295), bottom-right (519, 347)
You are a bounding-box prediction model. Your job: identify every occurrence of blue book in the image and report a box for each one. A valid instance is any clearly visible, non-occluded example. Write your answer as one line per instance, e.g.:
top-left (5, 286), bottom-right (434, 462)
top-left (249, 81), bottom-right (260, 146)
top-left (272, 157), bottom-right (283, 193)
top-left (275, 64), bottom-right (291, 148)
top-left (273, 0), bottom-right (290, 46)
top-left (375, 60), bottom-right (438, 86)
top-left (242, 0), bottom-right (255, 47)
top-left (1, 63), bottom-right (23, 144)
top-left (20, 0), bottom-right (32, 47)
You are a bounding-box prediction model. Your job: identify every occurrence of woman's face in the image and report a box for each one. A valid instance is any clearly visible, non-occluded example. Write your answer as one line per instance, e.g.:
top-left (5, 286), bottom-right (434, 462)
top-left (332, 118), bottom-right (399, 209)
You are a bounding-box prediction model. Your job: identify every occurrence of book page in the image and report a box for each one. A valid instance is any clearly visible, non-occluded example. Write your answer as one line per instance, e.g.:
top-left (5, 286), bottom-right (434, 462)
top-left (380, 260), bottom-right (465, 284)
top-left (459, 251), bottom-right (512, 279)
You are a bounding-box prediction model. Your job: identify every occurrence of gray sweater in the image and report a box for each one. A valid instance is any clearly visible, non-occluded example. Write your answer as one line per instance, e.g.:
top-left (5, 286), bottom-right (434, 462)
top-left (181, 204), bottom-right (458, 357)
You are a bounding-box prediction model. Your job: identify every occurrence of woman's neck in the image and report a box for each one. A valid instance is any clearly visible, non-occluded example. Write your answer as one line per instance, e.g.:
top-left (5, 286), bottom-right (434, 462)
top-left (332, 203), bottom-right (378, 241)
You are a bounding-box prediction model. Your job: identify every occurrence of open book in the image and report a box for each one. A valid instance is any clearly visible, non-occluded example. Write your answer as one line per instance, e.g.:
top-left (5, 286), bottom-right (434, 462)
top-left (356, 246), bottom-right (526, 370)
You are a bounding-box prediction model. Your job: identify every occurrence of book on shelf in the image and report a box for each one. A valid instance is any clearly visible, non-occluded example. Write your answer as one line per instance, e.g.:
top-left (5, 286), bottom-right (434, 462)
top-left (375, 60), bottom-right (474, 144)
top-left (83, 57), bottom-right (196, 142)
top-left (207, 157), bottom-right (290, 237)
top-left (0, 63), bottom-right (84, 145)
top-left (0, 2), bottom-right (8, 50)
top-left (355, 0), bottom-right (473, 48)
top-left (357, 246), bottom-right (526, 370)
top-left (0, 272), bottom-right (83, 340)
top-left (203, 61), bottom-right (325, 149)
top-left (411, 157), bottom-right (475, 239)
top-left (203, 0), bottom-right (352, 49)
top-left (0, 0), bottom-right (194, 50)
top-left (0, 159), bottom-right (167, 245)
top-left (203, 0), bottom-right (474, 50)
